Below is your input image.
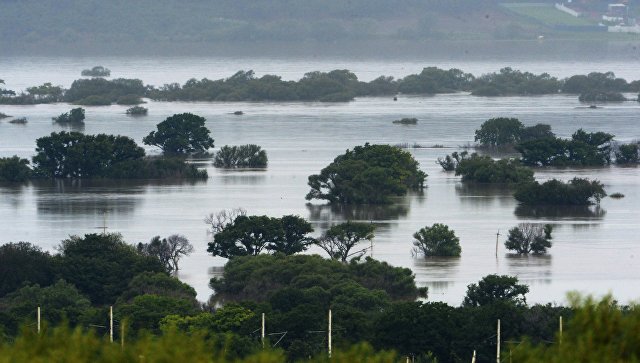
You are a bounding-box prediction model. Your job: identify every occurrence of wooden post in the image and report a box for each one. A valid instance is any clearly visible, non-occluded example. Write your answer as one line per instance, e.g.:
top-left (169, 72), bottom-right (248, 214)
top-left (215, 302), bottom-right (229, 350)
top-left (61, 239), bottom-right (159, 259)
top-left (559, 315), bottom-right (563, 345)
top-left (109, 306), bottom-right (114, 343)
top-left (261, 313), bottom-right (265, 348)
top-left (328, 309), bottom-right (332, 359)
top-left (37, 306), bottom-right (41, 334)
top-left (496, 319), bottom-right (501, 363)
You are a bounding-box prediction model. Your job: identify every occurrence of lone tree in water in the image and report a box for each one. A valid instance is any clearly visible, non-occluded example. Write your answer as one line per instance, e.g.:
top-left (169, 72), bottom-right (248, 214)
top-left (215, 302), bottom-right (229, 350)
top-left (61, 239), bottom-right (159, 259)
top-left (306, 143), bottom-right (426, 204)
top-left (504, 223), bottom-right (553, 255)
top-left (412, 223), bottom-right (461, 257)
top-left (143, 113), bottom-right (214, 154)
top-left (474, 117), bottom-right (523, 147)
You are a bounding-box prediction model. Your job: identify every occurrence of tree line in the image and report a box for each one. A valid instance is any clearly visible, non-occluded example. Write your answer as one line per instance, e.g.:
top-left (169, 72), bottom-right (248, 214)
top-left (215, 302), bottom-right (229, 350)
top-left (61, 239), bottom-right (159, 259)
top-left (2, 68), bottom-right (640, 105)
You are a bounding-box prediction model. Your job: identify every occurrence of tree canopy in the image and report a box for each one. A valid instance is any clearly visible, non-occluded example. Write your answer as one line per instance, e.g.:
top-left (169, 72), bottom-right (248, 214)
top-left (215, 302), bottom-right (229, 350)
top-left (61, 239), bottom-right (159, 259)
top-left (514, 178), bottom-right (606, 206)
top-left (306, 143), bottom-right (426, 204)
top-left (505, 223), bottom-right (553, 254)
top-left (143, 113), bottom-right (214, 154)
top-left (462, 274), bottom-right (529, 307)
top-left (412, 223), bottom-right (462, 257)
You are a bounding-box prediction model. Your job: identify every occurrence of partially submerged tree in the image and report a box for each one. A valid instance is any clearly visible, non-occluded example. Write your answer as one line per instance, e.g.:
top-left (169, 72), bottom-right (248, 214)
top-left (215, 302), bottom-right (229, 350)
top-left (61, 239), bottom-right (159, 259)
top-left (615, 143), bottom-right (639, 164)
top-left (143, 113), bottom-right (214, 154)
top-left (213, 144), bottom-right (267, 168)
top-left (514, 178), bottom-right (606, 205)
top-left (504, 223), bottom-right (553, 254)
top-left (436, 151), bottom-right (468, 171)
top-left (137, 234), bottom-right (194, 272)
top-left (474, 117), bottom-right (524, 147)
top-left (315, 221), bottom-right (375, 262)
top-left (306, 143), bottom-right (426, 204)
top-left (412, 223), bottom-right (461, 257)
top-left (52, 108), bottom-right (85, 124)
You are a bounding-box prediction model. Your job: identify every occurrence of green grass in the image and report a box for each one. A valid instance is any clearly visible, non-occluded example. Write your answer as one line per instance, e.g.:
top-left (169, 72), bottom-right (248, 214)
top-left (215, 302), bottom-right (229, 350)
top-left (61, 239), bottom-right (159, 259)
top-left (502, 3), bottom-right (596, 26)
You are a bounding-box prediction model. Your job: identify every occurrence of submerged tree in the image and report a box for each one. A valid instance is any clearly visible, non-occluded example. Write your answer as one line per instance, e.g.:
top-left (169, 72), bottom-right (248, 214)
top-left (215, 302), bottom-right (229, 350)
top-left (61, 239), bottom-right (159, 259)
top-left (504, 223), bottom-right (553, 254)
top-left (474, 117), bottom-right (524, 147)
top-left (306, 143), bottom-right (426, 204)
top-left (436, 151), bottom-right (468, 171)
top-left (52, 108), bottom-right (85, 124)
top-left (213, 145), bottom-right (267, 168)
top-left (412, 223), bottom-right (461, 257)
top-left (143, 113), bottom-right (214, 154)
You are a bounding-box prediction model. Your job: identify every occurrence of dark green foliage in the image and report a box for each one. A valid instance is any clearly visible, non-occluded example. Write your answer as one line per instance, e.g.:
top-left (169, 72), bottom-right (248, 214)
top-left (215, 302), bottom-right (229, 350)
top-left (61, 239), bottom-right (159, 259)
top-left (207, 215), bottom-right (314, 258)
top-left (0, 280), bottom-right (93, 334)
top-left (315, 221), bottom-right (376, 262)
top-left (412, 223), bottom-right (461, 257)
top-left (0, 156), bottom-right (32, 182)
top-left (213, 144), bottom-right (267, 168)
top-left (455, 153), bottom-right (534, 184)
top-left (520, 123), bottom-right (554, 142)
top-left (462, 274), bottom-right (529, 307)
top-left (117, 294), bottom-right (199, 333)
top-left (504, 223), bottom-right (553, 254)
top-left (32, 131), bottom-right (145, 178)
top-left (306, 143), bottom-right (426, 204)
top-left (143, 113), bottom-right (214, 154)
top-left (0, 242), bottom-right (55, 297)
top-left (578, 90), bottom-right (626, 102)
top-left (514, 178), bottom-right (606, 206)
top-left (436, 151), bottom-right (468, 171)
top-left (392, 117), bottom-right (417, 125)
top-left (471, 67), bottom-right (561, 96)
top-left (474, 117), bottom-right (524, 147)
top-left (615, 143), bottom-right (639, 164)
top-left (116, 94), bottom-right (143, 105)
top-left (56, 233), bottom-right (165, 305)
top-left (397, 67), bottom-right (473, 94)
top-left (65, 78), bottom-right (146, 105)
top-left (104, 157), bottom-right (208, 179)
top-left (118, 272), bottom-right (197, 304)
top-left (52, 107), bottom-right (85, 124)
top-left (562, 71), bottom-right (631, 93)
top-left (209, 254), bottom-right (420, 303)
top-left (0, 112), bottom-right (10, 119)
top-left (517, 129), bottom-right (614, 166)
top-left (126, 106), bottom-right (148, 115)
top-left (81, 66), bottom-right (111, 77)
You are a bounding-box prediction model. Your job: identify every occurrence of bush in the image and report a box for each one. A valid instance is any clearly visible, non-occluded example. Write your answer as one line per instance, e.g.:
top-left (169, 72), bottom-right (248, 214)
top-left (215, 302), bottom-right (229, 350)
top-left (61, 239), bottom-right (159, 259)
top-left (392, 117), bottom-right (418, 125)
top-left (213, 144), bottom-right (268, 168)
top-left (126, 106), bottom-right (148, 115)
top-left (514, 178), bottom-right (606, 206)
top-left (412, 223), bottom-right (461, 257)
top-left (455, 153), bottom-right (534, 184)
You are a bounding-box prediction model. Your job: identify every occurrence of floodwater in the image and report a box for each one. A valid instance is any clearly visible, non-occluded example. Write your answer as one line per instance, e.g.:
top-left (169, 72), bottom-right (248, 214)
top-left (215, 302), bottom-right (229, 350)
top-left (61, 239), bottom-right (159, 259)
top-left (0, 57), bottom-right (639, 305)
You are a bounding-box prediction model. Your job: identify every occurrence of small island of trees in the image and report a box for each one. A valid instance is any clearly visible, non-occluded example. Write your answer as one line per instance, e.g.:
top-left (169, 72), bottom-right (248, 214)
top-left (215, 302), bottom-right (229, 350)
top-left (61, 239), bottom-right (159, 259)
top-left (213, 145), bottom-right (268, 168)
top-left (81, 66), bottom-right (111, 77)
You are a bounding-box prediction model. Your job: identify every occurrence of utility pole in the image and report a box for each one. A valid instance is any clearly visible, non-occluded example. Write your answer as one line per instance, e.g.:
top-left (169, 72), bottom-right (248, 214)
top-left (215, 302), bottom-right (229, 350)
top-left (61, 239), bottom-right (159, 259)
top-left (328, 309), bottom-right (332, 359)
top-left (37, 306), bottom-right (41, 334)
top-left (496, 319), bottom-right (501, 363)
top-left (471, 350), bottom-right (476, 363)
top-left (110, 306), bottom-right (114, 343)
top-left (261, 313), bottom-right (265, 348)
top-left (495, 230), bottom-right (501, 258)
top-left (96, 211), bottom-right (109, 235)
top-left (559, 315), bottom-right (563, 345)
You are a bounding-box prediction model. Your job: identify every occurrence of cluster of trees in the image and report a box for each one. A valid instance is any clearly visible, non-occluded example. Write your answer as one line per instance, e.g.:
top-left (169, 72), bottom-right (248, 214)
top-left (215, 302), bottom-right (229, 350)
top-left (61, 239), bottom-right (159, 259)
top-left (3, 69), bottom-right (638, 105)
top-left (474, 117), bottom-right (554, 148)
top-left (0, 233), bottom-right (197, 337)
top-left (0, 131), bottom-right (207, 181)
top-left (306, 143), bottom-right (426, 204)
top-left (125, 106), bottom-right (147, 116)
top-left (213, 144), bottom-right (268, 168)
top-left (451, 152), bottom-right (534, 184)
top-left (514, 178), bottom-right (607, 206)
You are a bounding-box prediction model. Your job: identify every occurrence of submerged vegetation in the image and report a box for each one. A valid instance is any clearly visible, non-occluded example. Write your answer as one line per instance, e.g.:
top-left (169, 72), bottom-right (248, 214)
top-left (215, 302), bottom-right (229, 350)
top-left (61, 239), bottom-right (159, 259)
top-left (213, 144), bottom-right (267, 168)
top-left (514, 178), bottom-right (606, 206)
top-left (52, 107), bottom-right (85, 125)
top-left (125, 105), bottom-right (148, 116)
top-left (81, 66), bottom-right (111, 77)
